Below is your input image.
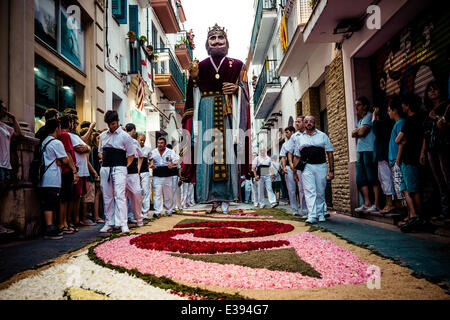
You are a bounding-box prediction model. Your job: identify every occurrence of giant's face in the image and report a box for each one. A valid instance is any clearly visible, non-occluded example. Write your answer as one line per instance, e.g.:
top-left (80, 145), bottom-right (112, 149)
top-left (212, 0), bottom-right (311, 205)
top-left (206, 32), bottom-right (228, 57)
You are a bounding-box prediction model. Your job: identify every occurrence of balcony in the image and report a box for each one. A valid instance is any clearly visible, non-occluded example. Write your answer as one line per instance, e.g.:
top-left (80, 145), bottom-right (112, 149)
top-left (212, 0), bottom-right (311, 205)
top-left (154, 48), bottom-right (186, 102)
top-left (250, 0), bottom-right (278, 65)
top-left (152, 0), bottom-right (180, 34)
top-left (174, 31), bottom-right (193, 70)
top-left (253, 60), bottom-right (281, 119)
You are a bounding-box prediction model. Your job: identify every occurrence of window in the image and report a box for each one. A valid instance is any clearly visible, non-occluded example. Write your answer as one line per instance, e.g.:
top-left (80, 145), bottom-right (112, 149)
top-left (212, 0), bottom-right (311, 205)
top-left (112, 0), bottom-right (127, 24)
top-left (34, 0), bottom-right (86, 72)
top-left (35, 55), bottom-right (77, 119)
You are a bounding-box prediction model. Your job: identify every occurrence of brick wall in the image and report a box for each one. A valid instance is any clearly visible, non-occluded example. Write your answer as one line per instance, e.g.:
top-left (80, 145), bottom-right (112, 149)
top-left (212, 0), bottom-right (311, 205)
top-left (325, 51), bottom-right (351, 213)
top-left (300, 87), bottom-right (321, 129)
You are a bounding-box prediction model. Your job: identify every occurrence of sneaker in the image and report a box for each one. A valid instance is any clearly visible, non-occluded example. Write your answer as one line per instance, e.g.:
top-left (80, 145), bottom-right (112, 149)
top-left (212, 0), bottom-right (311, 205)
top-left (153, 213), bottom-right (160, 218)
top-left (270, 202), bottom-right (279, 208)
top-left (324, 213), bottom-right (331, 218)
top-left (128, 218), bottom-right (138, 224)
top-left (99, 225), bottom-right (114, 233)
top-left (259, 204), bottom-right (265, 209)
top-left (44, 225), bottom-right (63, 240)
top-left (166, 212), bottom-right (172, 217)
top-left (366, 205), bottom-right (380, 213)
top-left (300, 214), bottom-right (308, 219)
top-left (136, 221), bottom-right (144, 227)
top-left (305, 218), bottom-right (317, 224)
top-left (120, 226), bottom-right (130, 233)
top-left (0, 225), bottom-right (14, 234)
top-left (354, 205), bottom-right (368, 213)
top-left (318, 216), bottom-right (326, 222)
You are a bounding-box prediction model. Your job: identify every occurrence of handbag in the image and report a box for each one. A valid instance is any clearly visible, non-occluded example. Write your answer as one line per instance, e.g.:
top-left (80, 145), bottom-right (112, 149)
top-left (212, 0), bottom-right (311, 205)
top-left (295, 158), bottom-right (307, 171)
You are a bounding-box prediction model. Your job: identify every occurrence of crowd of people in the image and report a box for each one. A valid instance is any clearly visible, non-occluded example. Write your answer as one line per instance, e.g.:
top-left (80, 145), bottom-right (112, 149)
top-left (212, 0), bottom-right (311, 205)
top-left (352, 82), bottom-right (449, 232)
top-left (1, 80), bottom-right (448, 237)
top-left (1, 106), bottom-right (197, 239)
top-left (243, 115), bottom-right (335, 224)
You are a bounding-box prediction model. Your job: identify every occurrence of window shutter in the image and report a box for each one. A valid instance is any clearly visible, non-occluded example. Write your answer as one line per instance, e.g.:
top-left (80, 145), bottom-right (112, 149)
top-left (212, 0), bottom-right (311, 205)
top-left (113, 0), bottom-right (127, 24)
top-left (112, 0), bottom-right (121, 16)
top-left (129, 5), bottom-right (141, 74)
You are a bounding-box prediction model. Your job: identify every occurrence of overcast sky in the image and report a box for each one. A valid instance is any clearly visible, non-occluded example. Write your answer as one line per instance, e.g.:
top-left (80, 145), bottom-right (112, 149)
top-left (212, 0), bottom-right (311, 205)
top-left (182, 0), bottom-right (255, 63)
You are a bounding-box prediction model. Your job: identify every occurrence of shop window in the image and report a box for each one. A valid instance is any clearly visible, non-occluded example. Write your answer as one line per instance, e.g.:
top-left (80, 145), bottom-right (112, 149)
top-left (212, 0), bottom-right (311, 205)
top-left (35, 55), bottom-right (77, 119)
top-left (34, 0), bottom-right (86, 72)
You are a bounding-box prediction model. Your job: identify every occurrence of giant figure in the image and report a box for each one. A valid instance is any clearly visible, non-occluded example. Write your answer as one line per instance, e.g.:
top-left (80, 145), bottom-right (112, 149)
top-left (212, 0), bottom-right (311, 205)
top-left (180, 24), bottom-right (251, 213)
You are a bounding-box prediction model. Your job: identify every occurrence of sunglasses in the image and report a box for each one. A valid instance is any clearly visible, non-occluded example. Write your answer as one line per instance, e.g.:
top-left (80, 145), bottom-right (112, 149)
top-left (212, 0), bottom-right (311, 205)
top-left (304, 120), bottom-right (315, 123)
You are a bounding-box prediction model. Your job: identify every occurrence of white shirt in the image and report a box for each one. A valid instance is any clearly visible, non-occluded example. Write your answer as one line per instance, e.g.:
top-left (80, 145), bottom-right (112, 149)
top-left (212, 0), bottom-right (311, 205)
top-left (0, 122), bottom-right (14, 169)
top-left (140, 145), bottom-right (153, 159)
top-left (99, 127), bottom-right (136, 157)
top-left (283, 131), bottom-right (302, 155)
top-left (293, 129), bottom-right (334, 157)
top-left (70, 133), bottom-right (90, 177)
top-left (40, 136), bottom-right (67, 188)
top-left (252, 155), bottom-right (272, 168)
top-left (131, 139), bottom-right (143, 158)
top-left (280, 138), bottom-right (291, 158)
top-left (151, 147), bottom-right (180, 167)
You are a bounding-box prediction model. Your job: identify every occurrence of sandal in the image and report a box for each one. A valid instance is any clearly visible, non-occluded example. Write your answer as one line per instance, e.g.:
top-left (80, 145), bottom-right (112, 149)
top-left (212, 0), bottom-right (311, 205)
top-left (380, 207), bottom-right (395, 214)
top-left (68, 224), bottom-right (79, 233)
top-left (397, 218), bottom-right (409, 227)
top-left (95, 218), bottom-right (105, 224)
top-left (60, 227), bottom-right (74, 234)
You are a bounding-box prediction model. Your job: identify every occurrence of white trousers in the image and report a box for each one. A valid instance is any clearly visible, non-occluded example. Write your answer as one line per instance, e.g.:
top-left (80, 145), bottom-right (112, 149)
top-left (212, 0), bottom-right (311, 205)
top-left (251, 179), bottom-right (259, 206)
top-left (188, 183), bottom-right (195, 205)
top-left (285, 167), bottom-right (299, 214)
top-left (181, 182), bottom-right (189, 208)
top-left (171, 176), bottom-right (181, 211)
top-left (296, 170), bottom-right (308, 214)
top-left (244, 180), bottom-right (252, 203)
top-left (378, 160), bottom-right (394, 196)
top-left (153, 176), bottom-right (173, 214)
top-left (302, 163), bottom-right (328, 220)
top-left (100, 166), bottom-right (128, 227)
top-left (258, 175), bottom-right (276, 206)
top-left (221, 201), bottom-right (229, 213)
top-left (140, 172), bottom-right (151, 214)
top-left (127, 173), bottom-right (143, 223)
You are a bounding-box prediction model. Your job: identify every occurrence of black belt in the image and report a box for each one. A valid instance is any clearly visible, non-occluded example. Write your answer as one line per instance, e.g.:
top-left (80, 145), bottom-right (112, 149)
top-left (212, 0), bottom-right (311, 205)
top-left (140, 158), bottom-right (149, 173)
top-left (153, 166), bottom-right (172, 177)
top-left (256, 164), bottom-right (270, 176)
top-left (300, 146), bottom-right (326, 164)
top-left (128, 158), bottom-right (138, 174)
top-left (102, 148), bottom-right (127, 167)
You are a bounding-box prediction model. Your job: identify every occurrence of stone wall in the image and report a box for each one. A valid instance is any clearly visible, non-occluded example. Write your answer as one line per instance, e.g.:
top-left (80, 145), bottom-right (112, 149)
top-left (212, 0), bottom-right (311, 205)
top-left (300, 87), bottom-right (321, 129)
top-left (324, 51), bottom-right (351, 213)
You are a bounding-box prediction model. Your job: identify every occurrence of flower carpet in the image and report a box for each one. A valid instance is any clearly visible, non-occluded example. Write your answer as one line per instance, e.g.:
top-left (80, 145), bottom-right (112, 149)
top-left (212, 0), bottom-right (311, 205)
top-left (0, 208), bottom-right (448, 300)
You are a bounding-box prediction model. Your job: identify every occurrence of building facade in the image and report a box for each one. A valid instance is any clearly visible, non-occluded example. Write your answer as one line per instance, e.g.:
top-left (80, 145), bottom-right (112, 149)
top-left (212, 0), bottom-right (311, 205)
top-left (250, 0), bottom-right (449, 215)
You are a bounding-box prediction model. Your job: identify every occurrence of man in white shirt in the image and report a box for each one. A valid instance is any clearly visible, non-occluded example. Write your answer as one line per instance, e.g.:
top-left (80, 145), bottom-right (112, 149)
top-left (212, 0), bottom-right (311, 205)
top-left (150, 137), bottom-right (180, 217)
top-left (0, 101), bottom-right (22, 234)
top-left (293, 116), bottom-right (335, 224)
top-left (69, 120), bottom-right (92, 227)
top-left (98, 111), bottom-right (136, 233)
top-left (39, 119), bottom-right (71, 240)
top-left (280, 126), bottom-right (299, 215)
top-left (251, 152), bottom-right (259, 207)
top-left (125, 123), bottom-right (144, 226)
top-left (252, 147), bottom-right (277, 208)
top-left (287, 116), bottom-right (308, 216)
top-left (167, 144), bottom-right (182, 213)
top-left (137, 134), bottom-right (152, 219)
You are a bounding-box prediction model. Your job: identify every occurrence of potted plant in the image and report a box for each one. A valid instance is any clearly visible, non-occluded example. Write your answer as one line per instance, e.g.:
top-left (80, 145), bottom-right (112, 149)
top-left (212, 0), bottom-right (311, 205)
top-left (138, 35), bottom-right (148, 45)
top-left (145, 45), bottom-right (156, 63)
top-left (127, 31), bottom-right (136, 43)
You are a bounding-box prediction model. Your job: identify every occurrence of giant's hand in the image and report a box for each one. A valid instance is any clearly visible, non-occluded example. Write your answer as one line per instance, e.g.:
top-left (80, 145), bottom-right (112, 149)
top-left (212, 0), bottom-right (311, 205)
top-left (189, 59), bottom-right (199, 78)
top-left (223, 82), bottom-right (238, 95)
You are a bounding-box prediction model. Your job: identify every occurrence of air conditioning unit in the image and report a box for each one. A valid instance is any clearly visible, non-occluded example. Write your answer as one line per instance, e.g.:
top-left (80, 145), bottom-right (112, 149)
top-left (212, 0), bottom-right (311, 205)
top-left (119, 56), bottom-right (128, 75)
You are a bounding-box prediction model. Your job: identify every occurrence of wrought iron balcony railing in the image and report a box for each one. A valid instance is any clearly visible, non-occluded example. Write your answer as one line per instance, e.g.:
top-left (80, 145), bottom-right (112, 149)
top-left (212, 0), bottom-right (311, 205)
top-left (250, 0), bottom-right (278, 56)
top-left (154, 47), bottom-right (186, 96)
top-left (253, 59), bottom-right (280, 107)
